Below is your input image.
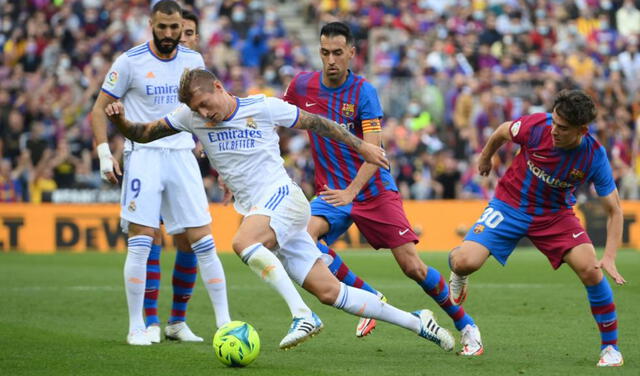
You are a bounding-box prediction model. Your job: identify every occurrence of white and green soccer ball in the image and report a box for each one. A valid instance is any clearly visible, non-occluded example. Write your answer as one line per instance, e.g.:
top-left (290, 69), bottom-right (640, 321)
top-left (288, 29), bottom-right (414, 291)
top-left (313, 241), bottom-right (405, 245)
top-left (213, 321), bottom-right (260, 367)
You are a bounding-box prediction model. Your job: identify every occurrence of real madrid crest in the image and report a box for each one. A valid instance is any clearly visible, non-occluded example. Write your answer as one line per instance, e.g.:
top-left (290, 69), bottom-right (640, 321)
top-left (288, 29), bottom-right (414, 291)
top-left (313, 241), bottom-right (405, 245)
top-left (246, 117), bottom-right (257, 129)
top-left (128, 200), bottom-right (136, 212)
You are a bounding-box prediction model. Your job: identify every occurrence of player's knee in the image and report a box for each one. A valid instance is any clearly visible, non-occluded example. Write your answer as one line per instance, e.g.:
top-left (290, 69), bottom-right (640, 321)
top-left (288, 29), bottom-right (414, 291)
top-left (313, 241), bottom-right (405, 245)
top-left (314, 282), bottom-right (340, 305)
top-left (128, 223), bottom-right (155, 238)
top-left (400, 261), bottom-right (427, 282)
top-left (576, 263), bottom-right (602, 286)
top-left (449, 251), bottom-right (476, 275)
top-left (152, 229), bottom-right (163, 245)
top-left (173, 234), bottom-right (191, 251)
top-left (231, 237), bottom-right (247, 255)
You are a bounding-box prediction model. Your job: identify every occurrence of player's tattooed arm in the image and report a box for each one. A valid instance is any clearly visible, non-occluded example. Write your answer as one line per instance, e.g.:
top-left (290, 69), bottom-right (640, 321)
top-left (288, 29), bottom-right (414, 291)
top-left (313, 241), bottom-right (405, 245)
top-left (295, 109), bottom-right (389, 169)
top-left (119, 119), bottom-right (177, 143)
top-left (295, 110), bottom-right (363, 150)
top-left (105, 101), bottom-right (178, 143)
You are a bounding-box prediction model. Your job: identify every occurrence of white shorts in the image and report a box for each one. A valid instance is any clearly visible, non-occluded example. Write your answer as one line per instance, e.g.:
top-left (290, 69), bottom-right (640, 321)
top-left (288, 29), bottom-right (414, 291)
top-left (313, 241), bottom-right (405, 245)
top-left (246, 181), bottom-right (321, 285)
top-left (120, 148), bottom-right (211, 235)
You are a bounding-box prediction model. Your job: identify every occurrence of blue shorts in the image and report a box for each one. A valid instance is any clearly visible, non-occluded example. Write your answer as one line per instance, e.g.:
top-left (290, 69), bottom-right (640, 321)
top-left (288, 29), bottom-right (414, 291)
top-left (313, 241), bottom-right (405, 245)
top-left (464, 198), bottom-right (590, 269)
top-left (310, 197), bottom-right (354, 246)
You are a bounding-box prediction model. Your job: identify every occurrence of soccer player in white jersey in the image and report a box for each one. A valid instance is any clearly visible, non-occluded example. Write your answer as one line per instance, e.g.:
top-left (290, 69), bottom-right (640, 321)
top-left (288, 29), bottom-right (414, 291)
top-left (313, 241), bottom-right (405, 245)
top-left (104, 68), bottom-right (457, 352)
top-left (139, 8), bottom-right (210, 345)
top-left (90, 1), bottom-right (230, 346)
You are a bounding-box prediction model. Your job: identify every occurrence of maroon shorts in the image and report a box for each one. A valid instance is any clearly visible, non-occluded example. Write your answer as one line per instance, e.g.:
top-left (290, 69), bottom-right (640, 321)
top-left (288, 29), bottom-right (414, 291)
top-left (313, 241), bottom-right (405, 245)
top-left (528, 211), bottom-right (592, 269)
top-left (311, 190), bottom-right (419, 249)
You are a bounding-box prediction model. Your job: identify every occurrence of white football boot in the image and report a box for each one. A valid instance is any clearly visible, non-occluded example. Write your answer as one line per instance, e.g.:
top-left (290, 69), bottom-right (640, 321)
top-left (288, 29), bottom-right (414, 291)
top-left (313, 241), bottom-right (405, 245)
top-left (279, 312), bottom-right (323, 349)
top-left (146, 325), bottom-right (161, 343)
top-left (449, 272), bottom-right (468, 305)
top-left (459, 324), bottom-right (484, 356)
top-left (597, 345), bottom-right (623, 367)
top-left (413, 309), bottom-right (454, 352)
top-left (165, 321), bottom-right (203, 342)
top-left (127, 329), bottom-right (152, 346)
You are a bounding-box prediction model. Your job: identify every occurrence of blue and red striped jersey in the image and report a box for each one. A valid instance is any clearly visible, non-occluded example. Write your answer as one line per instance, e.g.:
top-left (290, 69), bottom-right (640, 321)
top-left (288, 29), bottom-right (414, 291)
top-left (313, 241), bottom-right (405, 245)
top-left (283, 71), bottom-right (397, 201)
top-left (496, 112), bottom-right (616, 215)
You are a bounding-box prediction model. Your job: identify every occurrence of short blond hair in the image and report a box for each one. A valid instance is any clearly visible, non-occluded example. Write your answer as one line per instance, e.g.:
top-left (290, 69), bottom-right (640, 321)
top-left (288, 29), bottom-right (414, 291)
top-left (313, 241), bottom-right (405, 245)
top-left (178, 68), bottom-right (219, 105)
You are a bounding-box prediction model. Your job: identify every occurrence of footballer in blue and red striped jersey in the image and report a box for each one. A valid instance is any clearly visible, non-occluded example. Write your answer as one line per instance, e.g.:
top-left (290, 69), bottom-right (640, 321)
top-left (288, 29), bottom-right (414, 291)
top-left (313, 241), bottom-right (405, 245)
top-left (284, 70), bottom-right (397, 202)
top-left (449, 90), bottom-right (625, 366)
top-left (465, 111), bottom-right (616, 268)
top-left (284, 69), bottom-right (416, 249)
top-left (284, 22), bottom-right (483, 352)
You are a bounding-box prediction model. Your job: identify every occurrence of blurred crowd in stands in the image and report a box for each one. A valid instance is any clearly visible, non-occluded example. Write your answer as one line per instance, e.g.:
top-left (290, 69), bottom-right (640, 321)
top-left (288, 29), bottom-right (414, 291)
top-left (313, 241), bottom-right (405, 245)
top-left (1, 0), bottom-right (639, 204)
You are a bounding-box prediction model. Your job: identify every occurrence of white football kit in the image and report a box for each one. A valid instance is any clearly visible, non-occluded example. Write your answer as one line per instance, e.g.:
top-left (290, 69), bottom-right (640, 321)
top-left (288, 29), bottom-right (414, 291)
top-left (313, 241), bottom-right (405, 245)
top-left (166, 95), bottom-right (322, 284)
top-left (101, 43), bottom-right (211, 234)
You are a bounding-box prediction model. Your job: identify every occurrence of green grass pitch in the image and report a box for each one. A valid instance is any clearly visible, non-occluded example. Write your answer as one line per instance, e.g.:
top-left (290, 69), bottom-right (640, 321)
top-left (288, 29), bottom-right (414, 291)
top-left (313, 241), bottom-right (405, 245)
top-left (1, 249), bottom-right (638, 375)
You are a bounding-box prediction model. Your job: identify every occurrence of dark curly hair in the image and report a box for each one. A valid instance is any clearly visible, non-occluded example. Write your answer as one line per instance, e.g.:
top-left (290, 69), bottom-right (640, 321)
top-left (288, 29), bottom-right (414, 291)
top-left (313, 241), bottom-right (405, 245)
top-left (551, 89), bottom-right (597, 127)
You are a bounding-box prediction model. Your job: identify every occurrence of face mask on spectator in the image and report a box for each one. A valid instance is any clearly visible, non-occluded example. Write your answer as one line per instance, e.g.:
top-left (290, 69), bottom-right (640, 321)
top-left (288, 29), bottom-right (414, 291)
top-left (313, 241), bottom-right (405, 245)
top-left (266, 10), bottom-right (277, 22)
top-left (408, 102), bottom-right (421, 116)
top-left (537, 26), bottom-right (549, 35)
top-left (264, 69), bottom-right (276, 82)
top-left (60, 56), bottom-right (70, 69)
top-left (232, 9), bottom-right (246, 22)
top-left (528, 54), bottom-right (541, 66)
top-left (598, 44), bottom-right (609, 55)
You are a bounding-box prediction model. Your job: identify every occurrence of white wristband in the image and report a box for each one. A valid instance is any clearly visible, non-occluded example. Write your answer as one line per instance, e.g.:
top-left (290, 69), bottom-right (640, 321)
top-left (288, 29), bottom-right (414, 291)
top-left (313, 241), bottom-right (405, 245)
top-left (97, 143), bottom-right (112, 159)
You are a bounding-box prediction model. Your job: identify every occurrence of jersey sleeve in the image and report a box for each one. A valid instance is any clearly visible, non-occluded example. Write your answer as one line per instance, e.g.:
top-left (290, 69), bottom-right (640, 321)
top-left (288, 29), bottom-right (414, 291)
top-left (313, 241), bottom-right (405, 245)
top-left (509, 113), bottom-right (545, 145)
top-left (589, 145), bottom-right (616, 197)
top-left (164, 104), bottom-right (193, 132)
top-left (101, 54), bottom-right (131, 99)
top-left (358, 82), bottom-right (383, 133)
top-left (282, 74), bottom-right (298, 105)
top-left (266, 97), bottom-right (300, 128)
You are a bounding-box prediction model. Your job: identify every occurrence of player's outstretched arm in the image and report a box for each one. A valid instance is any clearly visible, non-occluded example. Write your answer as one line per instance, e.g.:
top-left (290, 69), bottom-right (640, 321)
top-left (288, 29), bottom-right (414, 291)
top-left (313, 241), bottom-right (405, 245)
top-left (105, 101), bottom-right (179, 143)
top-left (478, 121), bottom-right (512, 176)
top-left (597, 189), bottom-right (626, 285)
top-left (294, 109), bottom-right (389, 169)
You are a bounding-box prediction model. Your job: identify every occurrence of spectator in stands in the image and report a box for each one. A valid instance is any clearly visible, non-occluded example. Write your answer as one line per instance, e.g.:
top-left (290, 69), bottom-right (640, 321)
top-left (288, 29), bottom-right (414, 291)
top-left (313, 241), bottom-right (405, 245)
top-left (1, 0), bottom-right (638, 202)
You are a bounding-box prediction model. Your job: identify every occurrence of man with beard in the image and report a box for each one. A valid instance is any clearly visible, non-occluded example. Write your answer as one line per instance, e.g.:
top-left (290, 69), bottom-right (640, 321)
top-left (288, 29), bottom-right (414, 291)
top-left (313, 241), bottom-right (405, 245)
top-left (140, 8), bottom-right (210, 345)
top-left (91, 0), bottom-right (231, 346)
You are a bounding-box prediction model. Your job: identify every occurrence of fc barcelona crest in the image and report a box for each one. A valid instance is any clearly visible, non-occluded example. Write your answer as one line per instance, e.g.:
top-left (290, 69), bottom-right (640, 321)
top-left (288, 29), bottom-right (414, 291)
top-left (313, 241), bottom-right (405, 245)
top-left (568, 168), bottom-right (585, 181)
top-left (341, 103), bottom-right (355, 118)
top-left (473, 224), bottom-right (485, 234)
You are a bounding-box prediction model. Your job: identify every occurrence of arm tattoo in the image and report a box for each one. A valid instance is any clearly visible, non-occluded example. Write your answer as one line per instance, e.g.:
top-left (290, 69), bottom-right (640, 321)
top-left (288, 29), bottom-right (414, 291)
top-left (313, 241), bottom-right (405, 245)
top-left (116, 119), bottom-right (177, 143)
top-left (298, 110), bottom-right (362, 150)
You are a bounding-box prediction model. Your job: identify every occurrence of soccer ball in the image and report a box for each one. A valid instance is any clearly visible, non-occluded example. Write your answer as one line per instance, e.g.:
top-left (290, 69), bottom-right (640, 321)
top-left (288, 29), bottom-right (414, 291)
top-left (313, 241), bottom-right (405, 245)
top-left (213, 321), bottom-right (260, 367)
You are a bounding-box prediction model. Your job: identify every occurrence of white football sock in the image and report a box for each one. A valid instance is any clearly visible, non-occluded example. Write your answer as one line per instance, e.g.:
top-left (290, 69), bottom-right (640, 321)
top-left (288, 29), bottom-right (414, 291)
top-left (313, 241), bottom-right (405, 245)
top-left (124, 235), bottom-right (153, 333)
top-left (333, 283), bottom-right (420, 333)
top-left (240, 243), bottom-right (311, 318)
top-left (191, 235), bottom-right (231, 328)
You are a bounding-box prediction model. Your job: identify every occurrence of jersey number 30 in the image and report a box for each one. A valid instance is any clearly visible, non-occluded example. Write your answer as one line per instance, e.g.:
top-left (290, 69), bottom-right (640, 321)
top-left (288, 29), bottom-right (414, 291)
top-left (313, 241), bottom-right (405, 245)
top-left (477, 207), bottom-right (504, 228)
